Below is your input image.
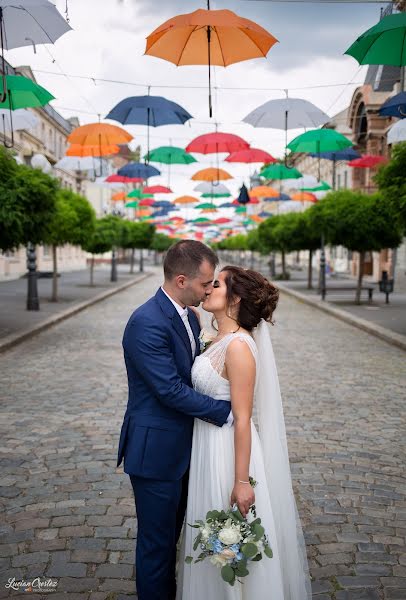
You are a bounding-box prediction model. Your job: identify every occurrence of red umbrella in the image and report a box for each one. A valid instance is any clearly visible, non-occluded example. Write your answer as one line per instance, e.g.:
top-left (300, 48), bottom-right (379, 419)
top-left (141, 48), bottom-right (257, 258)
top-left (214, 217), bottom-right (232, 224)
top-left (225, 148), bottom-right (276, 163)
top-left (186, 132), bottom-right (249, 154)
top-left (143, 185), bottom-right (173, 194)
top-left (139, 198), bottom-right (155, 206)
top-left (348, 155), bottom-right (387, 168)
top-left (105, 174), bottom-right (143, 183)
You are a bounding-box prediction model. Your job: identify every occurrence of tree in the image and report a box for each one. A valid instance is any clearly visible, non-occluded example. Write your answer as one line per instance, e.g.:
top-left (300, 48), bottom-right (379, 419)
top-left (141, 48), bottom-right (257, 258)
top-left (122, 221), bottom-right (155, 273)
top-left (314, 190), bottom-right (403, 303)
top-left (374, 141), bottom-right (406, 233)
top-left (151, 232), bottom-right (176, 263)
top-left (291, 211), bottom-right (322, 289)
top-left (82, 218), bottom-right (116, 286)
top-left (44, 189), bottom-right (96, 301)
top-left (97, 214), bottom-right (126, 282)
top-left (247, 228), bottom-right (260, 268)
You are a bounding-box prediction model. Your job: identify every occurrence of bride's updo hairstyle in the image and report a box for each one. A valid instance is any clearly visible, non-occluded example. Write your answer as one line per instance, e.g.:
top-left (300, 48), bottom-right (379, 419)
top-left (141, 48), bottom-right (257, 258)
top-left (221, 266), bottom-right (279, 331)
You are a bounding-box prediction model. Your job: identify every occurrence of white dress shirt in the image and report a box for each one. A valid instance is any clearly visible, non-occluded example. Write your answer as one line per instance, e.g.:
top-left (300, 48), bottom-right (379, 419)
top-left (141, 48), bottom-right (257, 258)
top-left (161, 287), bottom-right (233, 426)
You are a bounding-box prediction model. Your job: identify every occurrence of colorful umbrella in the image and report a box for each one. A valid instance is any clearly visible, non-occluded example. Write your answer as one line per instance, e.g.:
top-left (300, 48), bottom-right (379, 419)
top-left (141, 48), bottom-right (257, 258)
top-left (291, 192), bottom-right (317, 203)
top-left (303, 181), bottom-right (331, 192)
top-left (268, 193), bottom-right (291, 202)
top-left (186, 131), bottom-right (249, 154)
top-left (285, 175), bottom-right (319, 189)
top-left (145, 145), bottom-right (196, 185)
top-left (66, 144), bottom-right (120, 157)
top-left (105, 174), bottom-right (143, 183)
top-left (379, 92), bottom-right (406, 119)
top-left (118, 162), bottom-right (161, 179)
top-left (191, 168), bottom-right (232, 181)
top-left (348, 155), bottom-right (387, 168)
top-left (125, 201), bottom-right (139, 208)
top-left (258, 211), bottom-right (273, 218)
top-left (55, 156), bottom-right (105, 173)
top-left (250, 185), bottom-right (279, 197)
top-left (201, 207), bottom-right (218, 214)
top-left (127, 189), bottom-right (154, 199)
top-left (287, 129), bottom-right (353, 179)
top-left (195, 202), bottom-right (217, 210)
top-left (113, 192), bottom-right (127, 202)
top-left (260, 162), bottom-right (302, 180)
top-left (214, 217), bottom-right (232, 224)
top-left (139, 198), bottom-right (155, 206)
top-left (194, 182), bottom-right (231, 197)
top-left (345, 12), bottom-right (406, 67)
top-left (143, 185), bottom-right (172, 194)
top-left (0, 107), bottom-right (37, 133)
top-left (219, 202), bottom-right (235, 208)
top-left (68, 123), bottom-right (133, 147)
top-left (225, 148), bottom-right (276, 163)
top-left (145, 7), bottom-right (277, 116)
top-left (174, 195), bottom-right (198, 205)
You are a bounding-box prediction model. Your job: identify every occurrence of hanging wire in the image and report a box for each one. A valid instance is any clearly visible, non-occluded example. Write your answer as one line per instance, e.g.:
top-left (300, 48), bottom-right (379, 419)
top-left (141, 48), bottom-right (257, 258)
top-left (65, 0), bottom-right (70, 24)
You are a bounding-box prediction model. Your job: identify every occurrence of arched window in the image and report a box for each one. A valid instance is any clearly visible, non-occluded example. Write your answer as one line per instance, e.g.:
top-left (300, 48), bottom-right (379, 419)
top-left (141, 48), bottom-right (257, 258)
top-left (355, 103), bottom-right (367, 146)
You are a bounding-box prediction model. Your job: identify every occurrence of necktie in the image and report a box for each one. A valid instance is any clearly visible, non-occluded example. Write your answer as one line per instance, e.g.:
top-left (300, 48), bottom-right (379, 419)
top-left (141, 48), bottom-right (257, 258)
top-left (181, 309), bottom-right (196, 358)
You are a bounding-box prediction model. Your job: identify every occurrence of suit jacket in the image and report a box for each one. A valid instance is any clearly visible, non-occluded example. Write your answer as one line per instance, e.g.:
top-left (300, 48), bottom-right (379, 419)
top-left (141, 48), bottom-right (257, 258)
top-left (117, 288), bottom-right (231, 480)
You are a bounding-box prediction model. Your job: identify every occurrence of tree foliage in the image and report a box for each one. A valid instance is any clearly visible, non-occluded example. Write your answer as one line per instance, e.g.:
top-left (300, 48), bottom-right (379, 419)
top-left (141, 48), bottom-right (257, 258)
top-left (374, 141), bottom-right (406, 233)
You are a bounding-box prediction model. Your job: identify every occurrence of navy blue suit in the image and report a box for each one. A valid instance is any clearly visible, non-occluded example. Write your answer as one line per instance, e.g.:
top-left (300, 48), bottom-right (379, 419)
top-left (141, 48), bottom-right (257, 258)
top-left (117, 288), bottom-right (230, 600)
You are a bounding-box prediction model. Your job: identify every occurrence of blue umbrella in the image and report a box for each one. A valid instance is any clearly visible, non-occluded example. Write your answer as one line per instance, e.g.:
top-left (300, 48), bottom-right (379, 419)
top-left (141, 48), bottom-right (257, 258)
top-left (310, 148), bottom-right (361, 189)
top-left (118, 162), bottom-right (160, 179)
top-left (379, 92), bottom-right (406, 118)
top-left (106, 95), bottom-right (193, 158)
top-left (259, 210), bottom-right (273, 217)
top-left (219, 202), bottom-right (235, 208)
top-left (152, 200), bottom-right (172, 208)
top-left (265, 193), bottom-right (291, 202)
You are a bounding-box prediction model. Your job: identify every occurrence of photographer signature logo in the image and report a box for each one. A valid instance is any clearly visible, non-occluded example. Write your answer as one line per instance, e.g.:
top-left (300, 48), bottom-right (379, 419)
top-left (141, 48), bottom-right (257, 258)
top-left (5, 578), bottom-right (58, 593)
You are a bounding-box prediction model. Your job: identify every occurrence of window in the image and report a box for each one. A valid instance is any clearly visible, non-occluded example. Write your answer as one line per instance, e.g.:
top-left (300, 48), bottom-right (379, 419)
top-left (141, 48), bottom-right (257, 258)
top-left (43, 245), bottom-right (51, 257)
top-left (344, 171), bottom-right (348, 189)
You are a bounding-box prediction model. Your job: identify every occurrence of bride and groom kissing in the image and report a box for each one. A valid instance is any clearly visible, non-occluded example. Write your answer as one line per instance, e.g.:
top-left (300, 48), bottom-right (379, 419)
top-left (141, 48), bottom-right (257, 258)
top-left (117, 240), bottom-right (311, 600)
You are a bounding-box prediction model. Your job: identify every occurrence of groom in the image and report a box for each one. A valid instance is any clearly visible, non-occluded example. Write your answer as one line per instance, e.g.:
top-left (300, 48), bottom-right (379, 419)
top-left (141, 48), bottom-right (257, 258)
top-left (117, 240), bottom-right (232, 600)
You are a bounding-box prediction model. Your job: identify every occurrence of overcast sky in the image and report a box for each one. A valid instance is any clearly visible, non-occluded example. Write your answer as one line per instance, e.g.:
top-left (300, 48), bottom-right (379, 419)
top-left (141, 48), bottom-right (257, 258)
top-left (6, 0), bottom-right (387, 198)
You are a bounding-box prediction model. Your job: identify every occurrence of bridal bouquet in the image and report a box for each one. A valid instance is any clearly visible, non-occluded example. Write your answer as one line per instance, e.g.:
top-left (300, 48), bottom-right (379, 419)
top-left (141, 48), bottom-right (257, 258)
top-left (185, 502), bottom-right (273, 586)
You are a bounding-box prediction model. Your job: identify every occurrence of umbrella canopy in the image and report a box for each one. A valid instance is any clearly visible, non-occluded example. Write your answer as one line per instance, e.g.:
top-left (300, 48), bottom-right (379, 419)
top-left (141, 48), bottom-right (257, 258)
top-left (186, 132), bottom-right (249, 154)
top-left (260, 162), bottom-right (302, 180)
top-left (379, 92), bottom-right (406, 118)
top-left (191, 168), bottom-right (232, 181)
top-left (285, 175), bottom-right (319, 189)
top-left (237, 183), bottom-right (250, 205)
top-left (200, 207), bottom-right (218, 214)
top-left (55, 156), bottom-right (106, 172)
top-left (303, 180), bottom-right (331, 192)
top-left (266, 193), bottom-right (291, 202)
top-left (235, 205), bottom-right (248, 213)
top-left (192, 217), bottom-right (211, 223)
top-left (112, 192), bottom-right (127, 202)
top-left (287, 129), bottom-right (353, 154)
top-left (66, 144), bottom-right (120, 157)
top-left (244, 97), bottom-right (330, 129)
top-left (0, 74), bottom-right (54, 109)
top-left (388, 119), bottom-right (406, 144)
top-left (127, 189), bottom-right (154, 199)
top-left (219, 202), bottom-right (235, 208)
top-left (201, 192), bottom-right (231, 199)
top-left (143, 185), bottom-right (172, 194)
top-left (344, 12), bottom-right (406, 67)
top-left (214, 217), bottom-right (232, 224)
top-left (139, 198), bottom-right (155, 207)
top-left (225, 148), bottom-right (276, 163)
top-left (195, 202), bottom-right (217, 210)
top-left (258, 210), bottom-right (273, 217)
top-left (145, 146), bottom-right (196, 164)
top-left (105, 174), bottom-right (143, 183)
top-left (118, 162), bottom-right (161, 179)
top-left (250, 185), bottom-right (279, 197)
top-left (348, 155), bottom-right (387, 168)
top-left (106, 95), bottom-right (193, 126)
top-left (310, 148), bottom-right (361, 161)
top-left (0, 0), bottom-right (71, 50)
top-left (145, 8), bottom-right (277, 116)
top-left (125, 201), bottom-right (138, 208)
top-left (174, 195), bottom-right (198, 205)
top-left (194, 182), bottom-right (231, 195)
top-left (68, 123), bottom-right (133, 147)
top-left (291, 192), bottom-right (317, 202)
top-left (0, 107), bottom-right (37, 131)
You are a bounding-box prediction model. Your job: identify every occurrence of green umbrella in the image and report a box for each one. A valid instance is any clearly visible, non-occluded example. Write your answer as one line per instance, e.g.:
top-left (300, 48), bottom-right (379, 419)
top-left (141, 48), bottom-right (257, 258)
top-left (125, 201), bottom-right (139, 208)
top-left (287, 129), bottom-right (352, 154)
top-left (201, 191), bottom-right (231, 198)
top-left (195, 202), bottom-right (217, 209)
top-left (145, 146), bottom-right (197, 186)
top-left (192, 217), bottom-right (210, 223)
top-left (345, 12), bottom-right (406, 67)
top-left (127, 189), bottom-right (154, 199)
top-left (0, 75), bottom-right (54, 110)
top-left (303, 180), bottom-right (331, 192)
top-left (0, 75), bottom-right (54, 148)
top-left (260, 162), bottom-right (302, 180)
top-left (235, 206), bottom-right (247, 214)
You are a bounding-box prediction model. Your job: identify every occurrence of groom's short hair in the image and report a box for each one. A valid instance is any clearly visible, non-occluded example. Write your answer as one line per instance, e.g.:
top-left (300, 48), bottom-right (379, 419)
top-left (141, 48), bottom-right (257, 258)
top-left (164, 240), bottom-right (219, 280)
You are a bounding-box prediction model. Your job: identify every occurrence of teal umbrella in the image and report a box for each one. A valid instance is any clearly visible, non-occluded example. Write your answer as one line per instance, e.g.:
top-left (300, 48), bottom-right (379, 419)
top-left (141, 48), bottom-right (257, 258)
top-left (261, 162), bottom-right (302, 180)
top-left (144, 145), bottom-right (196, 185)
top-left (287, 129), bottom-right (353, 178)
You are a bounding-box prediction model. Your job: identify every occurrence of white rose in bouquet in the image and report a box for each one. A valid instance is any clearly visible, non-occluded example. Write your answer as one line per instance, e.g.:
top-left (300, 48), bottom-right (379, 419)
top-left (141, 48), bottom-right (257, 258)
top-left (218, 526), bottom-right (242, 546)
top-left (210, 554), bottom-right (229, 568)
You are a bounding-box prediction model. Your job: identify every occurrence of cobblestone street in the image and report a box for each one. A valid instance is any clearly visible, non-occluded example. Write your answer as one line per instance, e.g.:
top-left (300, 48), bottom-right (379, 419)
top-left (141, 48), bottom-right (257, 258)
top-left (0, 271), bottom-right (405, 600)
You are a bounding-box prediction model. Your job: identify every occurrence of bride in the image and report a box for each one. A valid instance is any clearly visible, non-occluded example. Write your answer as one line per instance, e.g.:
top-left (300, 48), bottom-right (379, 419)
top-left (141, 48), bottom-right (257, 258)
top-left (177, 266), bottom-right (311, 600)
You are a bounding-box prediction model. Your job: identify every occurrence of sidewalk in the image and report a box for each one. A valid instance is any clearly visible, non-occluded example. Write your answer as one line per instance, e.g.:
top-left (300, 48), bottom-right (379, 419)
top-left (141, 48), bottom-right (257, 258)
top-left (0, 264), bottom-right (153, 347)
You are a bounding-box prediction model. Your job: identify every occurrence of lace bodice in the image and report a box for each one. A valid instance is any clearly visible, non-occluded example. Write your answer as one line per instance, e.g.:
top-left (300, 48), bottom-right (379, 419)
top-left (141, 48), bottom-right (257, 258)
top-left (191, 332), bottom-right (258, 400)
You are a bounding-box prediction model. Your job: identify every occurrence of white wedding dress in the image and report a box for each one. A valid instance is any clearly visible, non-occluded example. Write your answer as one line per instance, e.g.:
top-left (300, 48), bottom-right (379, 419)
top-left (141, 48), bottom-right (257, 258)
top-left (176, 326), bottom-right (311, 600)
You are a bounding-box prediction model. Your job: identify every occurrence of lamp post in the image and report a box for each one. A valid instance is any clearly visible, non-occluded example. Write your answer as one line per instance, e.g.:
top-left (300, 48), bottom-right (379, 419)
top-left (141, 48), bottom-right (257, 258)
top-left (26, 243), bottom-right (39, 310)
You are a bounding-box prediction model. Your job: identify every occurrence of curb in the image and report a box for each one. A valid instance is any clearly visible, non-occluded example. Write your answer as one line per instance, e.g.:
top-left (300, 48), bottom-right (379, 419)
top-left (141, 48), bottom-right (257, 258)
top-left (0, 272), bottom-right (153, 355)
top-left (277, 283), bottom-right (406, 352)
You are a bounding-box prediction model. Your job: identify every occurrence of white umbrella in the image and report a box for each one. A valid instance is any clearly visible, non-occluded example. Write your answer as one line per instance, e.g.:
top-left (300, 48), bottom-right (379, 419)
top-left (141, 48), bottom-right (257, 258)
top-left (243, 97), bottom-right (330, 130)
top-left (0, 0), bottom-right (71, 51)
top-left (55, 156), bottom-right (107, 173)
top-left (278, 200), bottom-right (304, 214)
top-left (31, 153), bottom-right (52, 174)
top-left (387, 120), bottom-right (406, 145)
top-left (283, 174), bottom-right (319, 190)
top-left (0, 108), bottom-right (38, 132)
top-left (193, 182), bottom-right (231, 195)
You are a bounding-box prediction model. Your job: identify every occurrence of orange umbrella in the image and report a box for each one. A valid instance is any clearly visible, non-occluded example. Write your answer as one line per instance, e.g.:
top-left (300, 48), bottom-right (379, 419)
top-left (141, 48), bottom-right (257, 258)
top-left (134, 209), bottom-right (152, 218)
top-left (174, 195), bottom-right (198, 204)
top-left (112, 192), bottom-right (126, 201)
top-left (291, 192), bottom-right (317, 203)
top-left (68, 123), bottom-right (133, 147)
top-left (250, 215), bottom-right (264, 223)
top-left (145, 8), bottom-right (278, 117)
top-left (250, 185), bottom-right (279, 198)
top-left (201, 207), bottom-right (218, 213)
top-left (191, 167), bottom-right (232, 181)
top-left (66, 144), bottom-right (120, 157)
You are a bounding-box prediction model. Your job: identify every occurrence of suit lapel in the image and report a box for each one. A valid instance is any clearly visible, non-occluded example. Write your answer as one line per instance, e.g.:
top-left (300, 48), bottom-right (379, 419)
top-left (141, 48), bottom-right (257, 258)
top-left (155, 288), bottom-right (193, 362)
top-left (188, 310), bottom-right (201, 357)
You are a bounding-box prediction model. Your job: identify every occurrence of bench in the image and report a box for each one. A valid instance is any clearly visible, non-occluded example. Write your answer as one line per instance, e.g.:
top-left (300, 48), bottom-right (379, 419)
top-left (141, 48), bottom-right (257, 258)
top-left (322, 285), bottom-right (375, 302)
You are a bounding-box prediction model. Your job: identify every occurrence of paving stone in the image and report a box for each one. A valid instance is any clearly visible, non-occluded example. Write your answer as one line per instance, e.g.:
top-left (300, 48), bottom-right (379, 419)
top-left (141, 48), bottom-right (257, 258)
top-left (57, 578), bottom-right (98, 593)
top-left (12, 552), bottom-right (50, 567)
top-left (47, 562), bottom-right (88, 577)
top-left (71, 550), bottom-right (108, 563)
top-left (337, 576), bottom-right (380, 588)
top-left (95, 564), bottom-right (133, 578)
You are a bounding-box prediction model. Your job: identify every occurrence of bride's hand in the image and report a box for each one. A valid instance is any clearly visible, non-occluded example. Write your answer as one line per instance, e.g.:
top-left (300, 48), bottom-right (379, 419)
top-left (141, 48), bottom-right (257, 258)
top-left (230, 482), bottom-right (255, 518)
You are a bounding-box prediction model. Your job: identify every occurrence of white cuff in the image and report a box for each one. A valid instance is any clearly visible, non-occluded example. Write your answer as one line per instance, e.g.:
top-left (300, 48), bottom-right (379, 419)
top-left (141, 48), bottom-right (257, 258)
top-left (226, 410), bottom-right (234, 427)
